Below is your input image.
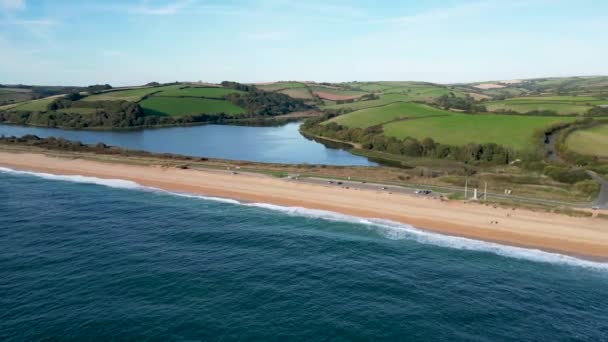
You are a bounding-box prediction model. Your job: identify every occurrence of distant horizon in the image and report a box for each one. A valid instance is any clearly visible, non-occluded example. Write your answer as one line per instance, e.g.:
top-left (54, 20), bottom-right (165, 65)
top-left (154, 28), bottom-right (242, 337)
top-left (1, 0), bottom-right (607, 86)
top-left (2, 74), bottom-right (608, 88)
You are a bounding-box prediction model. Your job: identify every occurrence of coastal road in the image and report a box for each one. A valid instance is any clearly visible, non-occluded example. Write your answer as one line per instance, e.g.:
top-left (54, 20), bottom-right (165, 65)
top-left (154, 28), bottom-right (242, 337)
top-left (288, 176), bottom-right (591, 208)
top-left (587, 171), bottom-right (608, 209)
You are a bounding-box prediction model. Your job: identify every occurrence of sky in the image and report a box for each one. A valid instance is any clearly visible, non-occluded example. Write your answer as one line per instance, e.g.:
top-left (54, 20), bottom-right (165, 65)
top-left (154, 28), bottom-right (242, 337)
top-left (1, 0), bottom-right (607, 86)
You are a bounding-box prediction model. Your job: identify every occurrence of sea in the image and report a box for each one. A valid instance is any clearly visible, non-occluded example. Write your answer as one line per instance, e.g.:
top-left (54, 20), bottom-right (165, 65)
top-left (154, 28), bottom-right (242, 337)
top-left (1, 168), bottom-right (607, 341)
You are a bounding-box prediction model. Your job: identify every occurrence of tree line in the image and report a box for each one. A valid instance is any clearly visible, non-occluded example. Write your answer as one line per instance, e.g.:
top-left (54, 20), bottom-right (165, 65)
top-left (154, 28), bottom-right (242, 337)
top-left (301, 116), bottom-right (514, 165)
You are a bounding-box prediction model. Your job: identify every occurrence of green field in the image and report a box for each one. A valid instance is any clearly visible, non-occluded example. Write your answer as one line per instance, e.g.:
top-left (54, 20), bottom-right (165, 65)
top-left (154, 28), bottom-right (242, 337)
top-left (153, 87), bottom-right (243, 98)
top-left (566, 124), bottom-right (608, 158)
top-left (82, 85), bottom-right (181, 102)
top-left (382, 85), bottom-right (466, 101)
top-left (503, 96), bottom-right (603, 103)
top-left (344, 83), bottom-right (395, 92)
top-left (485, 101), bottom-right (593, 115)
top-left (324, 94), bottom-right (410, 111)
top-left (278, 87), bottom-right (314, 99)
top-left (382, 114), bottom-right (575, 151)
top-left (310, 86), bottom-right (368, 97)
top-left (10, 97), bottom-right (57, 111)
top-left (139, 97), bottom-right (245, 116)
top-left (327, 102), bottom-right (451, 128)
top-left (255, 82), bottom-right (306, 91)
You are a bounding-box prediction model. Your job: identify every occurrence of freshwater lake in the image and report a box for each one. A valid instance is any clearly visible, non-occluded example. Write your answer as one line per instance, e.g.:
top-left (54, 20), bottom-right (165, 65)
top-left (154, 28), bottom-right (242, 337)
top-left (0, 122), bottom-right (375, 166)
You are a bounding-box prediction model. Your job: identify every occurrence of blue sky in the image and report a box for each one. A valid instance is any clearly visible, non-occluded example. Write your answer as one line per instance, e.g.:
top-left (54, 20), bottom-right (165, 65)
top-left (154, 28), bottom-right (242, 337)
top-left (1, 0), bottom-right (607, 86)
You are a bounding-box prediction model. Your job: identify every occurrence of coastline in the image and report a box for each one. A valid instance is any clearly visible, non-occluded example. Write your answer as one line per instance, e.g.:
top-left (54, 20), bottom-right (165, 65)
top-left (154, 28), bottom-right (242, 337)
top-left (1, 151), bottom-right (607, 260)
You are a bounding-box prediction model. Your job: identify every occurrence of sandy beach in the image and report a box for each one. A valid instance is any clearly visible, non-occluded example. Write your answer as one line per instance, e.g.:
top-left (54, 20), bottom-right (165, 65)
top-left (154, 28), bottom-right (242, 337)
top-left (1, 151), bottom-right (607, 260)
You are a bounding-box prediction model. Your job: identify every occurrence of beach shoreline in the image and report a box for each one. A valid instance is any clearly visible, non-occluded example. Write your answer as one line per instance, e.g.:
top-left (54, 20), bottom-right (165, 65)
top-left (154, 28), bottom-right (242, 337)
top-left (1, 150), bottom-right (607, 261)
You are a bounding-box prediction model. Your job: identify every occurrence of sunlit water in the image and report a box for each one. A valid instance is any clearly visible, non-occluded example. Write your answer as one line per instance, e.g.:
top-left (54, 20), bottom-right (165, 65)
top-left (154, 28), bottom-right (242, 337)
top-left (0, 122), bottom-right (375, 166)
top-left (1, 169), bottom-right (607, 341)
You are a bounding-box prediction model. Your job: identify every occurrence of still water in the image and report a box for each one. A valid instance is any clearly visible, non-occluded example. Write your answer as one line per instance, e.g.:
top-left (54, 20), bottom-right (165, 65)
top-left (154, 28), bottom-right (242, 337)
top-left (0, 123), bottom-right (375, 165)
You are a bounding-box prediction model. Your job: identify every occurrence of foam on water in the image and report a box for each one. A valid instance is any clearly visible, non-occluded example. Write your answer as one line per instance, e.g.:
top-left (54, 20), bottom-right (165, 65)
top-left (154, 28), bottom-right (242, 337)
top-left (0, 167), bottom-right (142, 190)
top-left (2, 166), bottom-right (607, 271)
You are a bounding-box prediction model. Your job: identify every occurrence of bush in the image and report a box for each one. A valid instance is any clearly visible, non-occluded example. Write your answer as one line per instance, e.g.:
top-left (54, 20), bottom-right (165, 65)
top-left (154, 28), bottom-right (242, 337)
top-left (573, 180), bottom-right (600, 198)
top-left (544, 166), bottom-right (591, 184)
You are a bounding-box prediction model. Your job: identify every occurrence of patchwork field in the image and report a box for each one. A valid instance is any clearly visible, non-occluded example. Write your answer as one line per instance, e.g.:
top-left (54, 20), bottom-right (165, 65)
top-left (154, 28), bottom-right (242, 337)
top-left (0, 88), bottom-right (33, 104)
top-left (485, 101), bottom-right (593, 115)
top-left (483, 95), bottom-right (608, 115)
top-left (327, 102), bottom-right (451, 128)
top-left (139, 97), bottom-right (245, 116)
top-left (82, 85), bottom-right (182, 102)
top-left (310, 86), bottom-right (368, 101)
top-left (278, 87), bottom-right (314, 100)
top-left (324, 94), bottom-right (410, 111)
top-left (153, 87), bottom-right (243, 98)
top-left (566, 124), bottom-right (608, 158)
top-left (382, 114), bottom-right (575, 151)
top-left (255, 82), bottom-right (306, 91)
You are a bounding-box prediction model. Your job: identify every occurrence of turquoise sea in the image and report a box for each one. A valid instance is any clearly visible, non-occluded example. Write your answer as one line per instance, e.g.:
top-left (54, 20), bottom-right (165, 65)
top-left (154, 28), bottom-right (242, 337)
top-left (1, 168), bottom-right (607, 341)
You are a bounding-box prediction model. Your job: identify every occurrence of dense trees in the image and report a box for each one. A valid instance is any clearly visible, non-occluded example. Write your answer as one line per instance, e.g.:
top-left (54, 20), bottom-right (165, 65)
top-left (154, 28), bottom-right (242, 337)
top-left (222, 81), bottom-right (312, 116)
top-left (435, 93), bottom-right (486, 112)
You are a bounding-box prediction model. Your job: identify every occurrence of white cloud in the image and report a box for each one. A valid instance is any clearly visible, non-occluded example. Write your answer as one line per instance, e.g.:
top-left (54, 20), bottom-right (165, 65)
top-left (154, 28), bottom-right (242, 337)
top-left (0, 0), bottom-right (25, 11)
top-left (377, 0), bottom-right (547, 26)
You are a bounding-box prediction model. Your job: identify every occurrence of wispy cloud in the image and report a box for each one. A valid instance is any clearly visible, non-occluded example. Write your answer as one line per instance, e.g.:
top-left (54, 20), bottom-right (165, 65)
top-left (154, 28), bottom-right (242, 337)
top-left (0, 0), bottom-right (25, 12)
top-left (257, 0), bottom-right (366, 18)
top-left (129, 0), bottom-right (196, 16)
top-left (0, 17), bottom-right (58, 39)
top-left (377, 0), bottom-right (546, 26)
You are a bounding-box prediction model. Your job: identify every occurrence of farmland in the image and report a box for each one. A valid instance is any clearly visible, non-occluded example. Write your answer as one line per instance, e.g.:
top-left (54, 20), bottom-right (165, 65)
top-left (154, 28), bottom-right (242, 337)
top-left (255, 82), bottom-right (307, 92)
top-left (327, 102), bottom-right (451, 128)
top-left (310, 86), bottom-right (368, 100)
top-left (324, 94), bottom-right (410, 111)
top-left (484, 95), bottom-right (607, 115)
top-left (382, 114), bottom-right (575, 151)
top-left (10, 97), bottom-right (57, 112)
top-left (566, 124), bottom-right (608, 158)
top-left (139, 97), bottom-right (245, 116)
top-left (82, 85), bottom-right (181, 102)
top-left (278, 88), bottom-right (314, 99)
top-left (154, 87), bottom-right (244, 98)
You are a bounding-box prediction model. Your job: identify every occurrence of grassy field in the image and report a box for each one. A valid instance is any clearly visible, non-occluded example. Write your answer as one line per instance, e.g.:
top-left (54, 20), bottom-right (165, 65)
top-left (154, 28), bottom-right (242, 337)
top-left (310, 86), bottom-right (369, 98)
top-left (504, 96), bottom-right (604, 103)
top-left (153, 87), bottom-right (244, 98)
top-left (0, 88), bottom-right (33, 104)
top-left (326, 102), bottom-right (451, 128)
top-left (382, 114), bottom-right (576, 151)
top-left (278, 87), bottom-right (314, 99)
top-left (82, 85), bottom-right (181, 102)
top-left (255, 82), bottom-right (306, 91)
top-left (10, 97), bottom-right (57, 111)
top-left (323, 94), bottom-right (410, 111)
top-left (139, 97), bottom-right (245, 116)
top-left (382, 85), bottom-right (466, 101)
top-left (485, 101), bottom-right (593, 115)
top-left (566, 124), bottom-right (608, 158)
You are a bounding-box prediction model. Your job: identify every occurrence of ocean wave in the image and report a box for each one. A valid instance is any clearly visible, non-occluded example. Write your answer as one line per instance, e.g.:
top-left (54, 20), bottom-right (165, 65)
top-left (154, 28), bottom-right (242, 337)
top-left (0, 167), bottom-right (142, 190)
top-left (2, 166), bottom-right (607, 271)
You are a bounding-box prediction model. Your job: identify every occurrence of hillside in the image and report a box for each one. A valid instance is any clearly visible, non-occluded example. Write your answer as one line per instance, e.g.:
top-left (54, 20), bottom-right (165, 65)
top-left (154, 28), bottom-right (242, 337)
top-left (0, 82), bottom-right (312, 129)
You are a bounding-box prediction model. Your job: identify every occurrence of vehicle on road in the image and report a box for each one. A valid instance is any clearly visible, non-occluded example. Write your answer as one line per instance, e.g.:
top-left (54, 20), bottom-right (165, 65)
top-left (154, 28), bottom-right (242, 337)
top-left (415, 189), bottom-right (433, 195)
